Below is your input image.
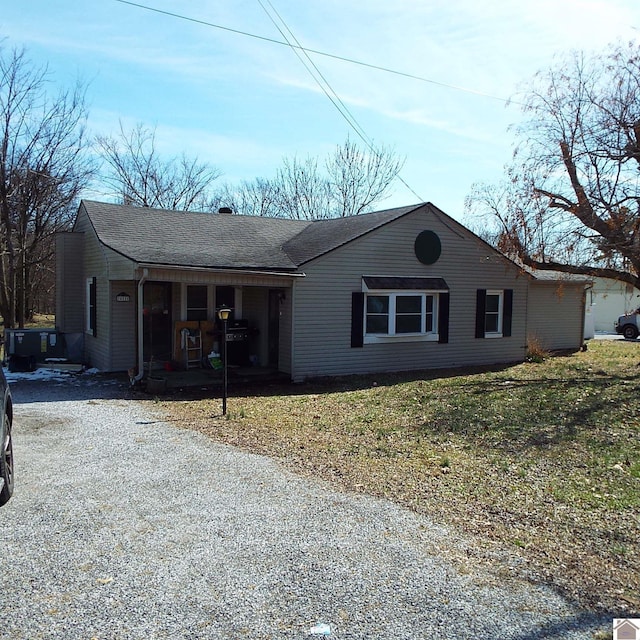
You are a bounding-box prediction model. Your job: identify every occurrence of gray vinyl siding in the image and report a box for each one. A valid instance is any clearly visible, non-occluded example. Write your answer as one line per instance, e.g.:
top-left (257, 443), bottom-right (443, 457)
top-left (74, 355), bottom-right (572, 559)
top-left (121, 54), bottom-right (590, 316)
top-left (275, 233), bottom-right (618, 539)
top-left (527, 282), bottom-right (585, 351)
top-left (290, 208), bottom-right (528, 381)
top-left (74, 206), bottom-right (137, 371)
top-left (86, 273), bottom-right (111, 370)
top-left (74, 208), bottom-right (107, 369)
top-left (55, 232), bottom-right (85, 333)
top-left (74, 203), bottom-right (137, 281)
top-left (110, 281), bottom-right (137, 371)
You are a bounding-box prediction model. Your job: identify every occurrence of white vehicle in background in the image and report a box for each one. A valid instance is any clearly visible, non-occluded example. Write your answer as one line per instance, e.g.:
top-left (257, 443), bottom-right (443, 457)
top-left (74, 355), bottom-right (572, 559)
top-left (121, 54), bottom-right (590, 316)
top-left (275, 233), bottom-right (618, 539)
top-left (614, 308), bottom-right (640, 339)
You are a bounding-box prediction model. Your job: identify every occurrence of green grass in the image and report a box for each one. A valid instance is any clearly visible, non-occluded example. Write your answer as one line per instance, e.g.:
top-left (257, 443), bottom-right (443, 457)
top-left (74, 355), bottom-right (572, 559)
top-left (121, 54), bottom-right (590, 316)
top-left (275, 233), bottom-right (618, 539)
top-left (158, 340), bottom-right (640, 614)
top-left (0, 314), bottom-right (55, 330)
top-left (26, 314), bottom-right (55, 329)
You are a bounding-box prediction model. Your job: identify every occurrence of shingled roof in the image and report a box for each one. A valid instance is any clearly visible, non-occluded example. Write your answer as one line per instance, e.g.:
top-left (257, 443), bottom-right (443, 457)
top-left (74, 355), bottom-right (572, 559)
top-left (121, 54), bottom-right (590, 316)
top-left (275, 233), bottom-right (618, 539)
top-left (283, 204), bottom-right (421, 265)
top-left (78, 200), bottom-right (424, 271)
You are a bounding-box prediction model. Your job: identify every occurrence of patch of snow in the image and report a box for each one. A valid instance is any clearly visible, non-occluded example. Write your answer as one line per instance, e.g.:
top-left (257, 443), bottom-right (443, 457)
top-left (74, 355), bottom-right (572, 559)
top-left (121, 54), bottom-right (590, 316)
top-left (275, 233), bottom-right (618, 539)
top-left (2, 365), bottom-right (103, 384)
top-left (4, 367), bottom-right (72, 383)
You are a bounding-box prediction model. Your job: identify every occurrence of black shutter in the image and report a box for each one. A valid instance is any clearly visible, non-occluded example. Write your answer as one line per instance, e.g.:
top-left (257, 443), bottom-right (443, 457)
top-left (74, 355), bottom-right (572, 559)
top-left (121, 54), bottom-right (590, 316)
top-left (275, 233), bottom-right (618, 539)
top-left (503, 289), bottom-right (513, 337)
top-left (475, 289), bottom-right (486, 339)
top-left (438, 292), bottom-right (449, 344)
top-left (351, 292), bottom-right (364, 348)
top-left (90, 277), bottom-right (97, 337)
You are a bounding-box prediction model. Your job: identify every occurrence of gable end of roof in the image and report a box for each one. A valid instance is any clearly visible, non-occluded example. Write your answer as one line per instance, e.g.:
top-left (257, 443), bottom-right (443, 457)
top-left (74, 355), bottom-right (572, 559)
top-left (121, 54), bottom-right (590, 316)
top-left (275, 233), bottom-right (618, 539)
top-left (282, 203), bottom-right (426, 266)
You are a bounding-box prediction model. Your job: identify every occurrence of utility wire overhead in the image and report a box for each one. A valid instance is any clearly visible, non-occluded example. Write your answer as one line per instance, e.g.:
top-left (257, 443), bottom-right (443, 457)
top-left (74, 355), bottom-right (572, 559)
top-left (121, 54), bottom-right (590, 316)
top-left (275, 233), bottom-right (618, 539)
top-left (257, 0), bottom-right (371, 144)
top-left (113, 0), bottom-right (450, 202)
top-left (113, 0), bottom-right (512, 105)
top-left (256, 0), bottom-right (424, 202)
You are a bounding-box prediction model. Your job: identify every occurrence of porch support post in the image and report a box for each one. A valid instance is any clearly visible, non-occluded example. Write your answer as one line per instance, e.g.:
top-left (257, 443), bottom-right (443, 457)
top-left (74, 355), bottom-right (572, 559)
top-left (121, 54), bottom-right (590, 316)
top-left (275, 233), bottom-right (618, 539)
top-left (134, 268), bottom-right (149, 382)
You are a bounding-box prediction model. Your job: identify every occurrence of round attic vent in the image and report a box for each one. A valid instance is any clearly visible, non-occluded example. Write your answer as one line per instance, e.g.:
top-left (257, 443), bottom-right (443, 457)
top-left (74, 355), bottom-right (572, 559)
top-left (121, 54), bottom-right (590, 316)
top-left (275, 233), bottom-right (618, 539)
top-left (414, 230), bottom-right (441, 265)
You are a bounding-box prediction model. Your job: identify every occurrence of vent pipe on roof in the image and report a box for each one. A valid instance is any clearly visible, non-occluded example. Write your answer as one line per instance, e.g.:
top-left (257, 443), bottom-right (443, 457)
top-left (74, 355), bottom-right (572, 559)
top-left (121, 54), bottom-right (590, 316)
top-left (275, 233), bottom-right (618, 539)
top-left (218, 207), bottom-right (233, 214)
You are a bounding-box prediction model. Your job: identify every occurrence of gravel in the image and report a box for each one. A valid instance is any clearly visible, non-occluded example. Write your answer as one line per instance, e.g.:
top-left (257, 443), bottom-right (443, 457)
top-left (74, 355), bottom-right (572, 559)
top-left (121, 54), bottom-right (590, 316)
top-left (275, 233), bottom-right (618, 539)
top-left (0, 372), bottom-right (612, 639)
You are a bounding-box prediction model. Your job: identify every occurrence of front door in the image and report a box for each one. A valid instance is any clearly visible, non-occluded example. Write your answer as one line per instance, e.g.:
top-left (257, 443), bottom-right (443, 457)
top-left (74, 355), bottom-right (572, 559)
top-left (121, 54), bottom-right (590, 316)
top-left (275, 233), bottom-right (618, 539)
top-left (143, 282), bottom-right (172, 364)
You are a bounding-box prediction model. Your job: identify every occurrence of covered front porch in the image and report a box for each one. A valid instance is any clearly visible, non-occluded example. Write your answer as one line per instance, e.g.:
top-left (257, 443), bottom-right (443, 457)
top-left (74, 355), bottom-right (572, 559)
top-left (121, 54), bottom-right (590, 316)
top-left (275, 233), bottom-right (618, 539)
top-left (113, 264), bottom-right (301, 383)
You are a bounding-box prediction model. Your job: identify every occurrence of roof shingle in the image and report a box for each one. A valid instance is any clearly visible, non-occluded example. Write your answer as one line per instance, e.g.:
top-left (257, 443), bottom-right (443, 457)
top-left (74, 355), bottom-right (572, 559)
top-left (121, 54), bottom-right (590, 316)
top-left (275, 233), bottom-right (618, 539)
top-left (79, 200), bottom-right (424, 271)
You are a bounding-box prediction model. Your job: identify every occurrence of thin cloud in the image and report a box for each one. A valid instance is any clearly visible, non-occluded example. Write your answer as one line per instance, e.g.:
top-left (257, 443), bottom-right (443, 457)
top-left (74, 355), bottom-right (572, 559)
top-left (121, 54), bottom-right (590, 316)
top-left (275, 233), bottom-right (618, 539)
top-left (2, 0), bottom-right (639, 217)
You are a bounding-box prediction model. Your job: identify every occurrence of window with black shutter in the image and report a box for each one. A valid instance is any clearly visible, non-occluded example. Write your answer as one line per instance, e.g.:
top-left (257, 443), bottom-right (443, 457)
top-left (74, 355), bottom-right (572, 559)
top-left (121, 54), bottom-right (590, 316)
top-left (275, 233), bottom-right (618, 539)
top-left (475, 289), bottom-right (513, 338)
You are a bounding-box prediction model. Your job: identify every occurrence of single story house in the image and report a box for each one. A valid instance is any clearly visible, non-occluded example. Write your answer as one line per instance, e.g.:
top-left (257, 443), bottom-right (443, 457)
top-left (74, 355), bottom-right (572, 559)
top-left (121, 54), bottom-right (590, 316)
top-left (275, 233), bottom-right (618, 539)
top-left (55, 200), bottom-right (589, 382)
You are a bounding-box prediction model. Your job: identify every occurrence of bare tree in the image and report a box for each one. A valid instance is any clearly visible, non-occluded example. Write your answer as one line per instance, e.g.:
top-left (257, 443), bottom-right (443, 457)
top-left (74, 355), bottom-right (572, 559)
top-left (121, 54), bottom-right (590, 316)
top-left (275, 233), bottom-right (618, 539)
top-left (212, 178), bottom-right (280, 218)
top-left (326, 138), bottom-right (404, 217)
top-left (95, 122), bottom-right (221, 211)
top-left (466, 42), bottom-right (640, 288)
top-left (218, 139), bottom-right (403, 219)
top-left (274, 156), bottom-right (332, 220)
top-left (215, 159), bottom-right (329, 220)
top-left (465, 169), bottom-right (596, 269)
top-left (0, 46), bottom-right (92, 328)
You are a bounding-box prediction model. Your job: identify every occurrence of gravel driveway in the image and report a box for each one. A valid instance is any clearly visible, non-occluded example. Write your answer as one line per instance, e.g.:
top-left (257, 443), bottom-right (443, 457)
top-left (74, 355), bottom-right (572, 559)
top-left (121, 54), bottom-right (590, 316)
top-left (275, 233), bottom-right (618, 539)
top-left (0, 373), bottom-right (611, 639)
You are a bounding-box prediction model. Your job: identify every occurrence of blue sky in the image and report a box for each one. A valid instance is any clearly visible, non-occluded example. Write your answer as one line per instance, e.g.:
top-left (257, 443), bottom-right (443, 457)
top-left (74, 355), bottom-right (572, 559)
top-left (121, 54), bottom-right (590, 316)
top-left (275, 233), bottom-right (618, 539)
top-left (3, 0), bottom-right (639, 220)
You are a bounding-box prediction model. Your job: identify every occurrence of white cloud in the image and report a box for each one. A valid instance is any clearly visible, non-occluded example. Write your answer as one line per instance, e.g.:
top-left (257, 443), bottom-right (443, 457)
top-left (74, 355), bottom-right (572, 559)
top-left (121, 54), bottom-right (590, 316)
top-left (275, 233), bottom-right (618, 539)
top-left (2, 0), bottom-right (640, 217)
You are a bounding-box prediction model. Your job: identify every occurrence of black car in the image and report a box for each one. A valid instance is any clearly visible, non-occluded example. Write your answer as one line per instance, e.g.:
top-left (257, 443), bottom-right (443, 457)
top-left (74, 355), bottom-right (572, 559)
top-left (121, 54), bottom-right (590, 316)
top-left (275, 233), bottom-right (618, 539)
top-left (0, 367), bottom-right (13, 505)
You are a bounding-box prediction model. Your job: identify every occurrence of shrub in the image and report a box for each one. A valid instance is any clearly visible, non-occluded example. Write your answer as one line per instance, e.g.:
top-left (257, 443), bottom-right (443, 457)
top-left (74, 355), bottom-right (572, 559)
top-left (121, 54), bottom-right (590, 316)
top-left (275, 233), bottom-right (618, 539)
top-left (526, 335), bottom-right (549, 362)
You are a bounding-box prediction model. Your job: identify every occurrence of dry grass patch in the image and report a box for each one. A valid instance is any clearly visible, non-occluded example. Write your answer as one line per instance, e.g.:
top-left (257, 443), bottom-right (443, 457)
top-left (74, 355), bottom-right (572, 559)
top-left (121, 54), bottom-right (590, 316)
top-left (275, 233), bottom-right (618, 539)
top-left (154, 341), bottom-right (640, 615)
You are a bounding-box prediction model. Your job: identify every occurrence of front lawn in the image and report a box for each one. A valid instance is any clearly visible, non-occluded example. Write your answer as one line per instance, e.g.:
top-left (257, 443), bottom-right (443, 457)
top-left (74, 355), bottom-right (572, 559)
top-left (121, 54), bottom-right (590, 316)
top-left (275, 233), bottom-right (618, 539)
top-left (156, 340), bottom-right (640, 614)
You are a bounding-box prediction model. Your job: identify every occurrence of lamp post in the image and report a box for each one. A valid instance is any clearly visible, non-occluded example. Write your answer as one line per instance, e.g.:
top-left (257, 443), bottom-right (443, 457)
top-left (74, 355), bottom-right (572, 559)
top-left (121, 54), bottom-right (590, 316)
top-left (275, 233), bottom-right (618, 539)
top-left (217, 306), bottom-right (231, 415)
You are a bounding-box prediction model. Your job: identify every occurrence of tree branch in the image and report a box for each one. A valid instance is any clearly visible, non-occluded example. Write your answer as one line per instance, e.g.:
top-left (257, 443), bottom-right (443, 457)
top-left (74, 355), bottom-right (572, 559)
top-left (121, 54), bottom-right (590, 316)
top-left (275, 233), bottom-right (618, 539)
top-left (521, 254), bottom-right (640, 288)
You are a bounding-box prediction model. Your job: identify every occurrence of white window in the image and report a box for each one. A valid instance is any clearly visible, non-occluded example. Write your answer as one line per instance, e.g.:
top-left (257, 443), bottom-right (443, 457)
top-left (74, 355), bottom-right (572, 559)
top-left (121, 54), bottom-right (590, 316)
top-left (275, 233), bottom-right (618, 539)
top-left (484, 290), bottom-right (503, 337)
top-left (364, 292), bottom-right (439, 342)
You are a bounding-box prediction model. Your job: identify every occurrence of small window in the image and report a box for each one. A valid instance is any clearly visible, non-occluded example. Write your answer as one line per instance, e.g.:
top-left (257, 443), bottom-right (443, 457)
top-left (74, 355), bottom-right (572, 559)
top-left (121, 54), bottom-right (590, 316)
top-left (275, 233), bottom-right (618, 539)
top-left (485, 291), bottom-right (503, 335)
top-left (476, 289), bottom-right (512, 339)
top-left (187, 285), bottom-right (208, 321)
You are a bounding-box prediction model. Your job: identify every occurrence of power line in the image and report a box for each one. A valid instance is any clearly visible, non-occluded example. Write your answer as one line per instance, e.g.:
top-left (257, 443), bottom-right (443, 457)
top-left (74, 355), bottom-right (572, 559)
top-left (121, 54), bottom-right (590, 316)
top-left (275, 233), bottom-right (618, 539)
top-left (113, 0), bottom-right (439, 201)
top-left (113, 0), bottom-right (511, 105)
top-left (257, 0), bottom-right (371, 143)
top-left (256, 0), bottom-right (424, 202)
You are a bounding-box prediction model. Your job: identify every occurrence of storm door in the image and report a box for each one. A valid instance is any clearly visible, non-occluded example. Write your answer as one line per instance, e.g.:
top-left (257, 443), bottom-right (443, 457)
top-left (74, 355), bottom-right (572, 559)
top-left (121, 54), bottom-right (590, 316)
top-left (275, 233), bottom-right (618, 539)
top-left (143, 282), bottom-right (173, 364)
